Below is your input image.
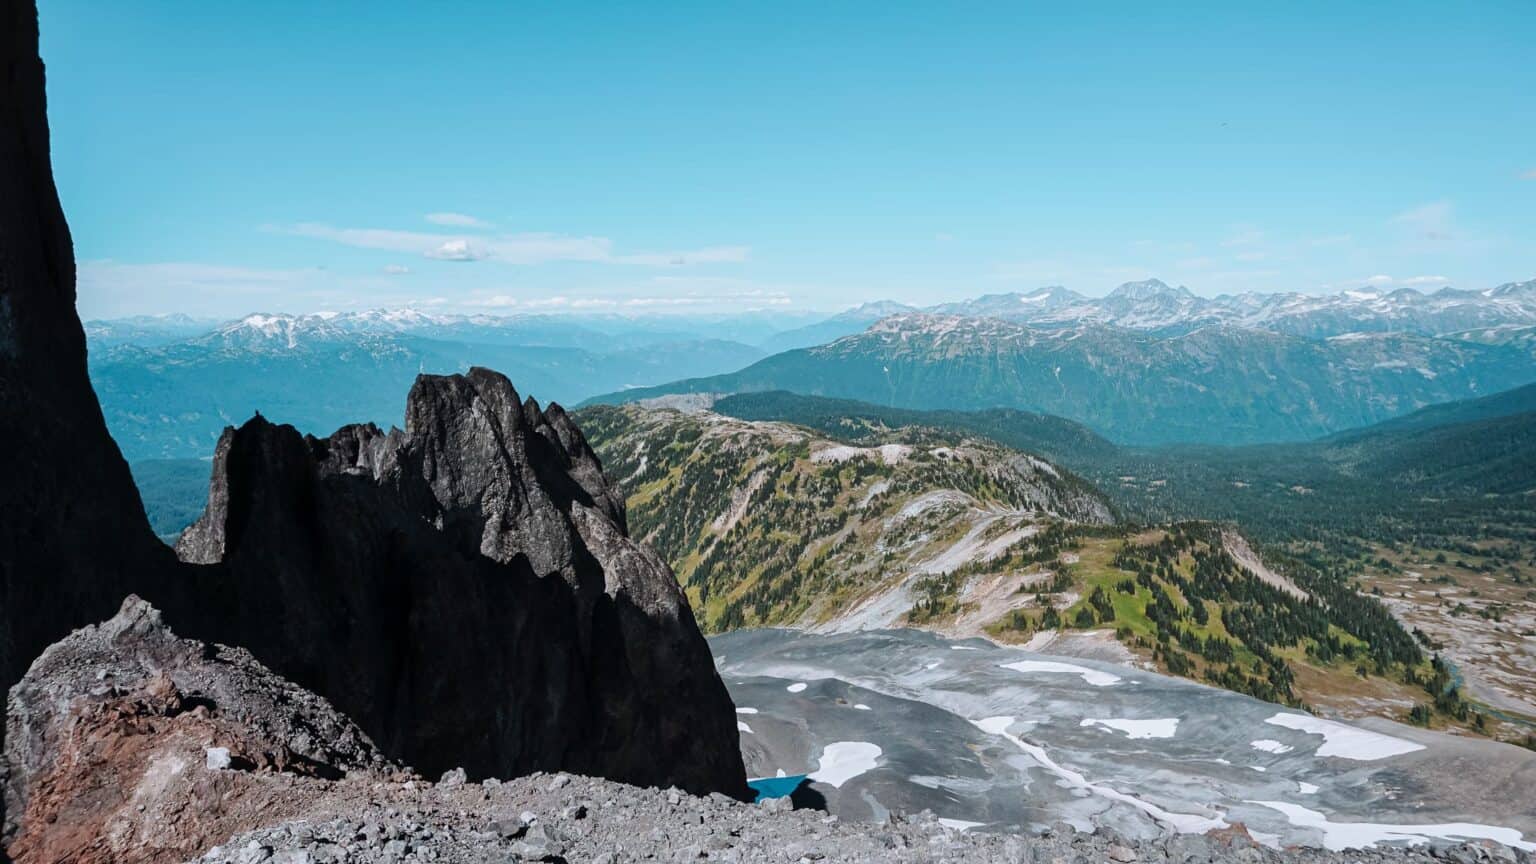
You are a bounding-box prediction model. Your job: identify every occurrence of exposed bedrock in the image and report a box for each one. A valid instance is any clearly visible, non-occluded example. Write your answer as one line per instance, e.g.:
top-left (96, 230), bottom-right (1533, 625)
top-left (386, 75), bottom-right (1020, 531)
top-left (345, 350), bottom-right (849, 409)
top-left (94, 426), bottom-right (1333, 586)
top-left (2, 597), bottom-right (396, 864)
top-left (172, 368), bottom-right (748, 796)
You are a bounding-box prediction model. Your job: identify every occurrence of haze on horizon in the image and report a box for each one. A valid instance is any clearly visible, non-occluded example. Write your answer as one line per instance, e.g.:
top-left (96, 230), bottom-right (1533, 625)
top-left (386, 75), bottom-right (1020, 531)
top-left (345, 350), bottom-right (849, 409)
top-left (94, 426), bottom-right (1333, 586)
top-left (39, 1), bottom-right (1536, 320)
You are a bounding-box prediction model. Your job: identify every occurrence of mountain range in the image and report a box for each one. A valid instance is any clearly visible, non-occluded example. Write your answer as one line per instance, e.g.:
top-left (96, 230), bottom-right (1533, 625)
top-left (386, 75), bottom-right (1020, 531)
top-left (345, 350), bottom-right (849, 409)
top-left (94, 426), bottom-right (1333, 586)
top-left (89, 276), bottom-right (1536, 456)
top-left (762, 278), bottom-right (1536, 347)
top-left (88, 311), bottom-right (771, 460)
top-left (590, 313), bottom-right (1536, 445)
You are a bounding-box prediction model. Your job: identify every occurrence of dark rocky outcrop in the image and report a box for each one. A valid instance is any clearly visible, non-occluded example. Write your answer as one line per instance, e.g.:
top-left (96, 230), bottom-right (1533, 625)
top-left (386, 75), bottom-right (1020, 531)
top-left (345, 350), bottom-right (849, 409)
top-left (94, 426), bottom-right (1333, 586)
top-left (3, 597), bottom-right (396, 864)
top-left (0, 6), bottom-right (746, 849)
top-left (171, 369), bottom-right (748, 795)
top-left (0, 0), bottom-right (176, 703)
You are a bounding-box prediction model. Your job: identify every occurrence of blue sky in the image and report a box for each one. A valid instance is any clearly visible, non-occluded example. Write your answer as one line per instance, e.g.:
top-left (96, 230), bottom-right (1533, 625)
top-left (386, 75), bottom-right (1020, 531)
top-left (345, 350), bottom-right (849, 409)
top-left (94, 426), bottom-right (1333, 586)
top-left (40, 0), bottom-right (1536, 319)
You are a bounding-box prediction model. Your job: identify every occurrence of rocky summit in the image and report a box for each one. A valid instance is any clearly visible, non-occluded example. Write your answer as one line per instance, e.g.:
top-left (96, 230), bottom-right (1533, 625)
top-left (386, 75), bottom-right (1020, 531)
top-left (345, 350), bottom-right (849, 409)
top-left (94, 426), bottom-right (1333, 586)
top-left (171, 367), bottom-right (747, 796)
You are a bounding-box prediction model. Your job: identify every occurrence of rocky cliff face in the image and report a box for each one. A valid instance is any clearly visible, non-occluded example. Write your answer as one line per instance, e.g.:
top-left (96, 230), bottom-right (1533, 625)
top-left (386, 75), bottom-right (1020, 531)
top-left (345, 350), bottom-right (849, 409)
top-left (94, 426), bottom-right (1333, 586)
top-left (172, 368), bottom-right (747, 796)
top-left (0, 0), bottom-right (175, 699)
top-left (0, 2), bottom-right (746, 840)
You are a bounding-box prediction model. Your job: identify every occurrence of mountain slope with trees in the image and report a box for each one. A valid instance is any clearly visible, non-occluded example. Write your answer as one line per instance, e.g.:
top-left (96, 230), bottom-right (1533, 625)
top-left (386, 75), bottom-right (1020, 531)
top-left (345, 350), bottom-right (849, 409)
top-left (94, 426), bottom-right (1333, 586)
top-left (585, 315), bottom-right (1536, 445)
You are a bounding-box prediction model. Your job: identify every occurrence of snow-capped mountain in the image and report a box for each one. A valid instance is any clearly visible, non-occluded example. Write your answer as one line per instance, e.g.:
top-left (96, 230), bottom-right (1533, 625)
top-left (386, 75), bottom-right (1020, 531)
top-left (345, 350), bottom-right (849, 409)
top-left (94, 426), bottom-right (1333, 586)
top-left (910, 278), bottom-right (1536, 339)
top-left (86, 309), bottom-right (771, 461)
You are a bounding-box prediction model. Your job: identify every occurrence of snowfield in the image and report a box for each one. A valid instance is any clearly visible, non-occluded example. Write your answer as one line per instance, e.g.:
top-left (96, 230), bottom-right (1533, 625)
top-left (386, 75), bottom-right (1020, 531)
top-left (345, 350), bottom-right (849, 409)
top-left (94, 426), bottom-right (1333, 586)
top-left (1001, 659), bottom-right (1122, 687)
top-left (1265, 713), bottom-right (1424, 760)
top-left (711, 629), bottom-right (1534, 852)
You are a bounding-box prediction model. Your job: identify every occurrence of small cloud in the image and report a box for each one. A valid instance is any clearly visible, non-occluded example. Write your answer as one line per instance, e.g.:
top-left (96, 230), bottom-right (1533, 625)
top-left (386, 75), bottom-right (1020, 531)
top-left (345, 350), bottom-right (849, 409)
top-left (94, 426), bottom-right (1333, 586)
top-left (425, 212), bottom-right (489, 228)
top-left (382, 264), bottom-right (411, 275)
top-left (425, 239), bottom-right (488, 262)
top-left (1402, 275), bottom-right (1450, 286)
top-left (1521, 168), bottom-right (1536, 180)
top-left (1364, 274), bottom-right (1395, 286)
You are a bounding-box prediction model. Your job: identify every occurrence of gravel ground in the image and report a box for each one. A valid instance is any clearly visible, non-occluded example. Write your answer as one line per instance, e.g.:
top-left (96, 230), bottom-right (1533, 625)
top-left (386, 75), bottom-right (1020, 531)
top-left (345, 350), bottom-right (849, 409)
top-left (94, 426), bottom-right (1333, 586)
top-left (192, 771), bottom-right (1530, 864)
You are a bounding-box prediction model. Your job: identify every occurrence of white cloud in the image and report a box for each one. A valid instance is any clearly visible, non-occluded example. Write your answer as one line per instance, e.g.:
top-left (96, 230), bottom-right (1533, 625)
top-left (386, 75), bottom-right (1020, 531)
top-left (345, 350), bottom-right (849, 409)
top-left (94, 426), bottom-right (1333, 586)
top-left (1401, 275), bottom-right (1449, 286)
top-left (426, 238), bottom-right (489, 261)
top-left (425, 212), bottom-right (489, 228)
top-left (273, 222), bottom-right (747, 268)
top-left (382, 264), bottom-right (411, 275)
top-left (1364, 274), bottom-right (1395, 286)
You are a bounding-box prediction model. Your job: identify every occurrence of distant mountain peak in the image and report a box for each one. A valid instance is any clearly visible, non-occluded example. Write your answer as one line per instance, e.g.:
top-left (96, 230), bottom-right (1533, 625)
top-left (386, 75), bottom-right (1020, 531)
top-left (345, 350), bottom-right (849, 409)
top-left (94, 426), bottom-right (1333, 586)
top-left (839, 300), bottom-right (917, 319)
top-left (1489, 278), bottom-right (1536, 299)
top-left (1108, 279), bottom-right (1191, 301)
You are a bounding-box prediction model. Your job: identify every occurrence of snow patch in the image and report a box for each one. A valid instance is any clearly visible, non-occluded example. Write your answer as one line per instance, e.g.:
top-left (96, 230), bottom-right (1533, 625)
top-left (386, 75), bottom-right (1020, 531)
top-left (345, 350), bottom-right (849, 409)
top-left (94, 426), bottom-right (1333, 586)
top-left (1001, 660), bottom-right (1121, 687)
top-left (1250, 739), bottom-right (1294, 754)
top-left (1264, 713), bottom-right (1424, 760)
top-left (1249, 801), bottom-right (1533, 852)
top-left (808, 742), bottom-right (882, 788)
top-left (1080, 718), bottom-right (1180, 740)
top-left (786, 682), bottom-right (808, 693)
top-left (811, 443), bottom-right (911, 466)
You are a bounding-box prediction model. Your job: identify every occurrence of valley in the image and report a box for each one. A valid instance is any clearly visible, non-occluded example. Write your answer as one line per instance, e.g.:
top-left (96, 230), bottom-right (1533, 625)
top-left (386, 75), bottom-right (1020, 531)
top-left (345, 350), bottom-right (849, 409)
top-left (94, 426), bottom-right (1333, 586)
top-left (575, 400), bottom-right (1536, 745)
top-left (713, 627), bottom-right (1536, 849)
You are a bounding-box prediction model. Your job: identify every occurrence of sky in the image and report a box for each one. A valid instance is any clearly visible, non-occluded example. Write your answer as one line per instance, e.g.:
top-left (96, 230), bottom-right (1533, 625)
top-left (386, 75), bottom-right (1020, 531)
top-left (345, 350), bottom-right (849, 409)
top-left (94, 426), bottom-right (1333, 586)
top-left (38, 0), bottom-right (1536, 320)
